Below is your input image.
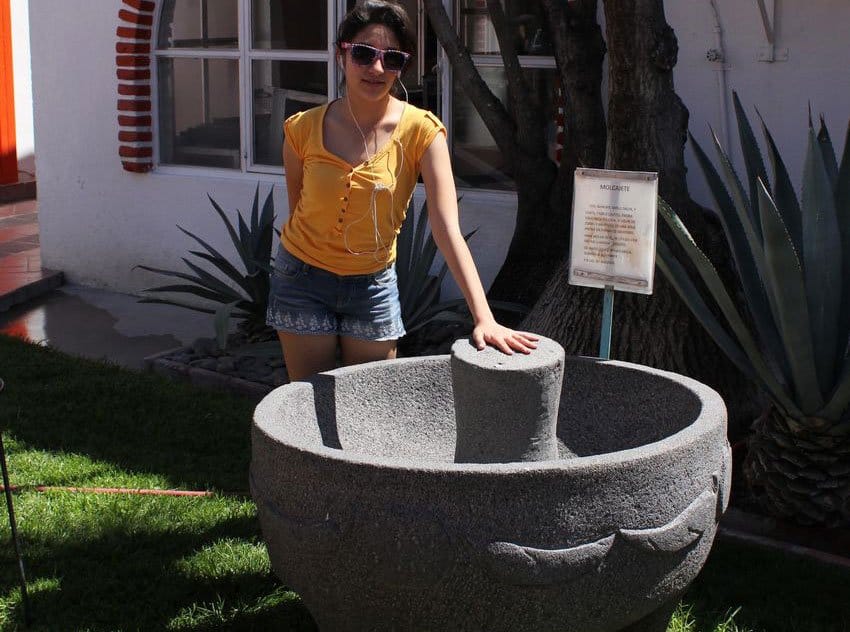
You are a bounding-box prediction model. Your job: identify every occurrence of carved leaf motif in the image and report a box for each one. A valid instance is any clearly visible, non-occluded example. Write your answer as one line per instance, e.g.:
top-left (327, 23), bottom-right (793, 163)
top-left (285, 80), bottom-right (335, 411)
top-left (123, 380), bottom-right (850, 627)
top-left (482, 534), bottom-right (615, 586)
top-left (618, 489), bottom-right (717, 553)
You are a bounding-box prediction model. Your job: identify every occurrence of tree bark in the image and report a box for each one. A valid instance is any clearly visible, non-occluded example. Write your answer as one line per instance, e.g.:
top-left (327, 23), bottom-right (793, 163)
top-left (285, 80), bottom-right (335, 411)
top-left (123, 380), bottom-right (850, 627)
top-left (487, 0), bottom-right (607, 307)
top-left (523, 0), bottom-right (759, 427)
top-left (423, 0), bottom-right (607, 308)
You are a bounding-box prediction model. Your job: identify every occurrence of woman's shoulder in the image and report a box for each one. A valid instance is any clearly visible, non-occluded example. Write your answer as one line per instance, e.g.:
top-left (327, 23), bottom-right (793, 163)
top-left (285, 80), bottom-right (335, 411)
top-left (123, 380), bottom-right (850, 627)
top-left (285, 102), bottom-right (328, 130)
top-left (401, 102), bottom-right (446, 132)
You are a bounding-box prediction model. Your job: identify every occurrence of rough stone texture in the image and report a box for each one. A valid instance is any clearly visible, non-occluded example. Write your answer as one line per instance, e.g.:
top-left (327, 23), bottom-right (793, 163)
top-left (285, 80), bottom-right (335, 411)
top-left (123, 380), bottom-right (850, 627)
top-left (452, 337), bottom-right (564, 463)
top-left (251, 348), bottom-right (731, 632)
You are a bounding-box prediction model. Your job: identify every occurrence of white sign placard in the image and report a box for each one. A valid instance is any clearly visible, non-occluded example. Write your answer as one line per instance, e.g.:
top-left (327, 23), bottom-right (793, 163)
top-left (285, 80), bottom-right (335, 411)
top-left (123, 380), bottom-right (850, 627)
top-left (568, 168), bottom-right (659, 295)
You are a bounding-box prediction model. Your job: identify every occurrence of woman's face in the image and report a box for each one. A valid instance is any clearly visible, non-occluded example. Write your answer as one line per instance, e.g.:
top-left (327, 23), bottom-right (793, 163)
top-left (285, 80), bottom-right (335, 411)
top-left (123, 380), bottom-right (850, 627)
top-left (341, 24), bottom-right (403, 103)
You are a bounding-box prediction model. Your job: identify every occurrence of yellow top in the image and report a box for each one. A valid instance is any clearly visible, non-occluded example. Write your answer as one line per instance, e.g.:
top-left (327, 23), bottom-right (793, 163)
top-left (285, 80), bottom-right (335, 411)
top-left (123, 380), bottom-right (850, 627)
top-left (281, 101), bottom-right (446, 275)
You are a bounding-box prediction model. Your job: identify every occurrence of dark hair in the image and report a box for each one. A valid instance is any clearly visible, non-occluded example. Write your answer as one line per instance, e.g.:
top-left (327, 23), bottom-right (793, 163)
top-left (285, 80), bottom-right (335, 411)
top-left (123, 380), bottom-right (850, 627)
top-left (336, 1), bottom-right (416, 57)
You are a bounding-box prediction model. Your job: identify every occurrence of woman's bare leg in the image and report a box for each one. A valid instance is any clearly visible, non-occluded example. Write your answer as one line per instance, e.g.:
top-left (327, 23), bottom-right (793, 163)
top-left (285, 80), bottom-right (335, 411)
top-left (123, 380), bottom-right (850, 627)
top-left (339, 336), bottom-right (397, 367)
top-left (278, 332), bottom-right (339, 382)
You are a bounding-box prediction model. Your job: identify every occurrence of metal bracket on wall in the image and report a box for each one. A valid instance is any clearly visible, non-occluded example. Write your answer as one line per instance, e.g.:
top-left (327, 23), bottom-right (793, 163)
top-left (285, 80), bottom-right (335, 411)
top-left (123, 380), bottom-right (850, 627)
top-left (755, 0), bottom-right (788, 62)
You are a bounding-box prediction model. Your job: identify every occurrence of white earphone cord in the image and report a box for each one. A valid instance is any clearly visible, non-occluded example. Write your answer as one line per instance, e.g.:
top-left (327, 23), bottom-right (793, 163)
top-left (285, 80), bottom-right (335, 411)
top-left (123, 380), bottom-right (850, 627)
top-left (343, 86), bottom-right (407, 263)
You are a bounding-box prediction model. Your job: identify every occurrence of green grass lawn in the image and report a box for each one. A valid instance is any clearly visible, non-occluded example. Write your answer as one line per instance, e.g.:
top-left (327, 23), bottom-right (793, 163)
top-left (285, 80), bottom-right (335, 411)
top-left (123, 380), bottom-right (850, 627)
top-left (1, 334), bottom-right (849, 631)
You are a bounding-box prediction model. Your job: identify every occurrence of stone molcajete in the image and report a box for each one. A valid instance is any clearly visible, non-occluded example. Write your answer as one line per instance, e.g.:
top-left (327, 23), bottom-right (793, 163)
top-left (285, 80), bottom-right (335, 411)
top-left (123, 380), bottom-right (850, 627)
top-left (251, 336), bottom-right (731, 631)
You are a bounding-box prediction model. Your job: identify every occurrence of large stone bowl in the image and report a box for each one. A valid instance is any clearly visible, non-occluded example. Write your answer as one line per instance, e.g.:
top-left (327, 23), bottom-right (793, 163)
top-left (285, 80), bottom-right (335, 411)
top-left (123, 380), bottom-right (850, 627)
top-left (251, 343), bottom-right (730, 632)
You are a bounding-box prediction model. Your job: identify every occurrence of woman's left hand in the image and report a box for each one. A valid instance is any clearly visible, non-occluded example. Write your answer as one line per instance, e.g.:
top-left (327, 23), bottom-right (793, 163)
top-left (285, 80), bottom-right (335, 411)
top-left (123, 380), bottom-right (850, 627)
top-left (472, 321), bottom-right (540, 355)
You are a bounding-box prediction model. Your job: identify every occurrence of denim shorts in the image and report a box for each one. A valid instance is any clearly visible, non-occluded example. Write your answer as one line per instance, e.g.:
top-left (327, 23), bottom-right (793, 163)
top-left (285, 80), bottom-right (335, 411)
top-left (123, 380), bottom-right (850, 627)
top-left (266, 245), bottom-right (406, 341)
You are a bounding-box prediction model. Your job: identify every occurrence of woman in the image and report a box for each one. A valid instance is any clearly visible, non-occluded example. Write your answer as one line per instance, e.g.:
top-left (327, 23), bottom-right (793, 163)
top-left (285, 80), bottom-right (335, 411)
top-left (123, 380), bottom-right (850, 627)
top-left (267, 0), bottom-right (538, 381)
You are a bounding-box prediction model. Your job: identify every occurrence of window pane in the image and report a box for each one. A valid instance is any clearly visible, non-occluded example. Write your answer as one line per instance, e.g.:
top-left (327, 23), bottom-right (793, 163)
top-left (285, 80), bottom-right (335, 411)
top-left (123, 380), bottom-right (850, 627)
top-left (452, 67), bottom-right (560, 190)
top-left (252, 60), bottom-right (327, 167)
top-left (252, 0), bottom-right (327, 50)
top-left (458, 0), bottom-right (551, 56)
top-left (157, 58), bottom-right (241, 169)
top-left (157, 0), bottom-right (238, 49)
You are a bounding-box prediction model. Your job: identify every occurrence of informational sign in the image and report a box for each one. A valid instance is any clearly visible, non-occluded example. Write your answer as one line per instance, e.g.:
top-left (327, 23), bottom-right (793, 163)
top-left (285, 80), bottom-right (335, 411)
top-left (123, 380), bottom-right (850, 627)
top-left (568, 168), bottom-right (659, 295)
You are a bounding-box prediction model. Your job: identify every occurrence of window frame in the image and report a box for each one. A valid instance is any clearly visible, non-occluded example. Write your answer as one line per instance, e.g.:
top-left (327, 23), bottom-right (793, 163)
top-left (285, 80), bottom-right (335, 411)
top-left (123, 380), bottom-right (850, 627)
top-left (151, 0), bottom-right (339, 177)
top-left (149, 0), bottom-right (545, 194)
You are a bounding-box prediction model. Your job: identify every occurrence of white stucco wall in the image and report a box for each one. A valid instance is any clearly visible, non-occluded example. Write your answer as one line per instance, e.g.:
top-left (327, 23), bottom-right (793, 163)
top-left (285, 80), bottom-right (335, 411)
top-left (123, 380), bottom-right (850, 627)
top-left (28, 0), bottom-right (850, 298)
top-left (28, 1), bottom-right (514, 298)
top-left (667, 0), bottom-right (850, 208)
top-left (12, 0), bottom-right (34, 174)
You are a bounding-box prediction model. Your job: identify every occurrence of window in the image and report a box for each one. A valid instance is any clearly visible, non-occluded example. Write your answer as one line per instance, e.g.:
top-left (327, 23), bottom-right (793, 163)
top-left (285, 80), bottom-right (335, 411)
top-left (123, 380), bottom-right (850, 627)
top-left (153, 0), bottom-right (557, 190)
top-left (155, 0), bottom-right (332, 172)
top-left (452, 0), bottom-right (559, 190)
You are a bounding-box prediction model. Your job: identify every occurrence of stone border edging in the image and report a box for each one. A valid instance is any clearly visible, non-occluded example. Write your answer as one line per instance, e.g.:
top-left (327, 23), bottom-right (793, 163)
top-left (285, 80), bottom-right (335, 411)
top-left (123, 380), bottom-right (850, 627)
top-left (144, 347), bottom-right (272, 401)
top-left (0, 270), bottom-right (63, 313)
top-left (719, 508), bottom-right (850, 570)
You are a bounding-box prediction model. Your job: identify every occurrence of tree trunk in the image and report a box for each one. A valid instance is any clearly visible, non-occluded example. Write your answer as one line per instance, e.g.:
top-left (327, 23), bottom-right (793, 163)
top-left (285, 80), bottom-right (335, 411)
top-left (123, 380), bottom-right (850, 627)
top-left (423, 0), bottom-right (606, 309)
top-left (487, 0), bottom-right (607, 307)
top-left (523, 0), bottom-right (760, 428)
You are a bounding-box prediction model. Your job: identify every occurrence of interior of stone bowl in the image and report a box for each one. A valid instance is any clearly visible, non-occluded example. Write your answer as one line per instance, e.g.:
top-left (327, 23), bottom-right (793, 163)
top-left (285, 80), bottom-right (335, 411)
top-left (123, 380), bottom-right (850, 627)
top-left (270, 356), bottom-right (704, 461)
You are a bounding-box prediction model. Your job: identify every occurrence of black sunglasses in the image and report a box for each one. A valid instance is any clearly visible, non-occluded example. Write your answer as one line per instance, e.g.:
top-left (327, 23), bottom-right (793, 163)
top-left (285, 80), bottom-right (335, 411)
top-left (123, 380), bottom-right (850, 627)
top-left (339, 42), bottom-right (410, 73)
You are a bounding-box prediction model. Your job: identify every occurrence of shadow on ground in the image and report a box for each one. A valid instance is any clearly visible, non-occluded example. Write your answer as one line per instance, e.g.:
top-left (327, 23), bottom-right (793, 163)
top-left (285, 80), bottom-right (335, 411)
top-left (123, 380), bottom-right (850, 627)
top-left (0, 505), bottom-right (317, 631)
top-left (1, 335), bottom-right (254, 492)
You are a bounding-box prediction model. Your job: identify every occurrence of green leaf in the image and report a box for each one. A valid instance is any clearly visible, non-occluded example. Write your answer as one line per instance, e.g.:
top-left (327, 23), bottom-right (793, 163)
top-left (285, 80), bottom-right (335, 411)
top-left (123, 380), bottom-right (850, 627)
top-left (181, 258), bottom-right (245, 303)
top-left (757, 179), bottom-right (824, 413)
top-left (136, 297), bottom-right (216, 315)
top-left (396, 198), bottom-right (416, 292)
top-left (177, 226), bottom-right (248, 286)
top-left (733, 92), bottom-right (770, 222)
top-left (711, 130), bottom-right (763, 248)
top-left (188, 250), bottom-right (255, 298)
top-left (658, 198), bottom-right (801, 416)
top-left (250, 183), bottom-right (261, 242)
top-left (801, 127), bottom-right (842, 392)
top-left (237, 211), bottom-right (254, 272)
top-left (836, 120), bottom-right (850, 365)
top-left (657, 240), bottom-right (756, 380)
top-left (757, 110), bottom-right (803, 257)
top-left (141, 283), bottom-right (237, 306)
top-left (136, 264), bottom-right (208, 289)
top-left (207, 194), bottom-right (250, 266)
top-left (820, 355), bottom-right (850, 420)
top-left (690, 132), bottom-right (788, 381)
top-left (404, 277), bottom-right (444, 327)
top-left (816, 115), bottom-right (839, 188)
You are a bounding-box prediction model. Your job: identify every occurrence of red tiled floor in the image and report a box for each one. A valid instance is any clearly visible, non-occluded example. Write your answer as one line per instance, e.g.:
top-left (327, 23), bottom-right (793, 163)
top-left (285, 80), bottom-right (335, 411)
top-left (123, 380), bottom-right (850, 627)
top-left (0, 270), bottom-right (53, 293)
top-left (0, 199), bottom-right (37, 218)
top-left (0, 200), bottom-right (48, 306)
top-left (0, 254), bottom-right (30, 271)
top-left (0, 225), bottom-right (38, 241)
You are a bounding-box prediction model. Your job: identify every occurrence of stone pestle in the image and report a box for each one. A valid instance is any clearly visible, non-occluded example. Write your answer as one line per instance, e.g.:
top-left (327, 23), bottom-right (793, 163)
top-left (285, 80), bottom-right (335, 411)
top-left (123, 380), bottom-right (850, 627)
top-left (451, 336), bottom-right (565, 463)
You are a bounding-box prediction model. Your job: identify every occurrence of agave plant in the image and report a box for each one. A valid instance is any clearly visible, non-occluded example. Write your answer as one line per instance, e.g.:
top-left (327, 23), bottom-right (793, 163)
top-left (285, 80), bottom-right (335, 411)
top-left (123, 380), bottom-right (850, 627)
top-left (137, 185), bottom-right (276, 349)
top-left (396, 197), bottom-right (476, 334)
top-left (656, 94), bottom-right (850, 527)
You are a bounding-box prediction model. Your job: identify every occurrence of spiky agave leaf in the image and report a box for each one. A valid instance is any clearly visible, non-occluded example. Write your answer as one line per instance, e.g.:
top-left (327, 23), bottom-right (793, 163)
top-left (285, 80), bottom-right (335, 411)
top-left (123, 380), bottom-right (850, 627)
top-left (656, 240), bottom-right (755, 379)
top-left (689, 131), bottom-right (789, 383)
top-left (138, 186), bottom-right (277, 342)
top-left (657, 198), bottom-right (799, 416)
top-left (395, 197), bottom-right (483, 335)
top-left (733, 91), bottom-right (770, 228)
top-left (836, 120), bottom-right (850, 368)
top-left (756, 180), bottom-right (824, 414)
top-left (757, 109), bottom-right (804, 257)
top-left (801, 124), bottom-right (843, 394)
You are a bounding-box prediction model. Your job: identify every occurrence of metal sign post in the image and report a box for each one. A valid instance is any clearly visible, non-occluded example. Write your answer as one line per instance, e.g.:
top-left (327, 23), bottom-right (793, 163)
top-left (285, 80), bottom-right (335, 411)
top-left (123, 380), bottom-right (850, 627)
top-left (599, 285), bottom-right (615, 360)
top-left (568, 169), bottom-right (659, 360)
